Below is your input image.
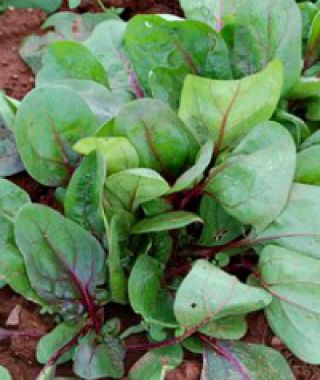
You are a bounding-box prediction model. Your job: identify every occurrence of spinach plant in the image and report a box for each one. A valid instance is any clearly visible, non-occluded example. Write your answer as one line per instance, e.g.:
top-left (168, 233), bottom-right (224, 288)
top-left (2, 0), bottom-right (320, 379)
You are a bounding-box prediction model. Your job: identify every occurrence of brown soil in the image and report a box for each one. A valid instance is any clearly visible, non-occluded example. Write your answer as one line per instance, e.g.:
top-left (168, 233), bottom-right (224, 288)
top-left (0, 1), bottom-right (319, 379)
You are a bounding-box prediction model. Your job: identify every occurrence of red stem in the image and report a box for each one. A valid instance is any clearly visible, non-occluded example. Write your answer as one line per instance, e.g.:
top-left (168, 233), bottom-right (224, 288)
top-left (179, 183), bottom-right (204, 210)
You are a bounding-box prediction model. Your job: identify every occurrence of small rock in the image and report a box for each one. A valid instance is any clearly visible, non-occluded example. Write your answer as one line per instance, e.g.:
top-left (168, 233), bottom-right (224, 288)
top-left (6, 305), bottom-right (22, 327)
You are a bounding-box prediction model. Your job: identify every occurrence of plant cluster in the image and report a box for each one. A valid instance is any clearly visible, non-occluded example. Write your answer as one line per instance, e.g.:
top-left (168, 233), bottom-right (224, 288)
top-left (1, 0), bottom-right (320, 379)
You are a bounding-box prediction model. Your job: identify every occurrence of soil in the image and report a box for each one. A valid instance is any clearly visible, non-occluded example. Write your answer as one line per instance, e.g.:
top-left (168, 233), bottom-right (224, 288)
top-left (0, 1), bottom-right (318, 379)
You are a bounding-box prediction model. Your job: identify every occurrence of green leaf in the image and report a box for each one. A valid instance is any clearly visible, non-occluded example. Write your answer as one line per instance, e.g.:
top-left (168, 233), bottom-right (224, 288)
top-left (131, 212), bottom-right (202, 234)
top-left (36, 365), bottom-right (56, 380)
top-left (0, 91), bottom-right (18, 130)
top-left (3, 0), bottom-right (62, 13)
top-left (37, 321), bottom-right (84, 365)
top-left (37, 41), bottom-right (108, 87)
top-left (124, 15), bottom-right (231, 94)
top-left (74, 137), bottom-right (139, 175)
top-left (64, 151), bottom-right (107, 239)
top-left (259, 245), bottom-right (320, 364)
top-left (0, 365), bottom-right (12, 380)
top-left (295, 145), bottom-right (320, 185)
top-left (0, 124), bottom-right (24, 177)
top-left (201, 315), bottom-right (247, 339)
top-left (15, 204), bottom-right (106, 311)
top-left (68, 0), bottom-right (81, 8)
top-left (128, 345), bottom-right (183, 380)
top-left (169, 141), bottom-right (213, 193)
top-left (198, 195), bottom-right (243, 247)
top-left (129, 255), bottom-right (178, 328)
top-left (85, 20), bottom-right (131, 92)
top-left (205, 122), bottom-right (296, 232)
top-left (73, 331), bottom-right (125, 379)
top-left (179, 60), bottom-right (283, 147)
top-left (258, 183), bottom-right (320, 260)
top-left (104, 168), bottom-right (170, 212)
top-left (299, 1), bottom-right (318, 45)
top-left (110, 99), bottom-right (199, 177)
top-left (14, 86), bottom-right (98, 186)
top-left (180, 0), bottom-right (301, 95)
top-left (201, 340), bottom-right (294, 379)
top-left (174, 260), bottom-right (271, 335)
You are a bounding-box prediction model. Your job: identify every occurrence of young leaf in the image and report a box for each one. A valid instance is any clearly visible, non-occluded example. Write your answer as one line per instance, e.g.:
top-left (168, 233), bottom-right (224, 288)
top-left (169, 141), bottom-right (214, 194)
top-left (73, 331), bottom-right (125, 379)
top-left (128, 345), bottom-right (183, 380)
top-left (198, 195), bottom-right (243, 247)
top-left (259, 245), bottom-right (320, 364)
top-left (129, 255), bottom-right (178, 328)
top-left (37, 41), bottom-right (108, 87)
top-left (124, 15), bottom-right (231, 94)
top-left (104, 168), bottom-right (170, 212)
top-left (14, 86), bottom-right (98, 186)
top-left (131, 211), bottom-right (202, 234)
top-left (258, 184), bottom-right (320, 260)
top-left (0, 365), bottom-right (12, 380)
top-left (205, 122), bottom-right (296, 232)
top-left (85, 20), bottom-right (131, 92)
top-left (110, 99), bottom-right (199, 177)
top-left (64, 151), bottom-right (107, 239)
top-left (179, 60), bottom-right (283, 147)
top-left (37, 321), bottom-right (84, 365)
top-left (15, 204), bottom-right (106, 311)
top-left (73, 136), bottom-right (139, 175)
top-left (201, 340), bottom-right (294, 379)
top-left (174, 260), bottom-right (271, 336)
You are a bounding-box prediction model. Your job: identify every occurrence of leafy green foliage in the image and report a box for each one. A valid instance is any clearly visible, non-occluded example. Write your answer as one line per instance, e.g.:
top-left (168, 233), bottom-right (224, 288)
top-left (0, 365), bottom-right (12, 380)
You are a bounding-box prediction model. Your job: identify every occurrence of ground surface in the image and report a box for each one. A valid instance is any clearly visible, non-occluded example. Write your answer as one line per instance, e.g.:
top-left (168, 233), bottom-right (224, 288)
top-left (0, 1), bottom-right (319, 379)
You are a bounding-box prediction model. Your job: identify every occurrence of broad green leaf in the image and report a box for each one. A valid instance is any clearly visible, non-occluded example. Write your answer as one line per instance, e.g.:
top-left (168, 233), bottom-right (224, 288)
top-left (110, 99), bottom-right (199, 178)
top-left (131, 212), bottom-right (202, 234)
top-left (129, 255), bottom-right (178, 328)
top-left (64, 151), bottom-right (107, 240)
top-left (128, 345), bottom-right (183, 380)
top-left (14, 86), bottom-right (98, 186)
top-left (74, 137), bottom-right (139, 174)
top-left (36, 365), bottom-right (56, 380)
top-left (295, 145), bottom-right (320, 185)
top-left (37, 41), bottom-right (108, 87)
top-left (206, 122), bottom-right (296, 232)
top-left (260, 245), bottom-right (320, 364)
top-left (169, 141), bottom-right (213, 193)
top-left (174, 260), bottom-right (271, 334)
top-left (125, 15), bottom-right (231, 94)
top-left (0, 366), bottom-right (12, 380)
top-left (142, 198), bottom-right (173, 217)
top-left (48, 80), bottom-right (132, 124)
top-left (299, 1), bottom-right (318, 45)
top-left (201, 340), bottom-right (294, 379)
top-left (37, 321), bottom-right (84, 365)
top-left (0, 91), bottom-right (18, 130)
top-left (85, 20), bottom-right (131, 92)
top-left (201, 315), bottom-right (247, 339)
top-left (258, 183), bottom-right (320, 260)
top-left (198, 195), bottom-right (243, 247)
top-left (180, 0), bottom-right (301, 95)
top-left (73, 331), bottom-right (125, 379)
top-left (104, 168), bottom-right (170, 212)
top-left (3, 0), bottom-right (61, 13)
top-left (0, 124), bottom-right (24, 177)
top-left (15, 204), bottom-right (105, 311)
top-left (108, 215), bottom-right (127, 304)
top-left (149, 232), bottom-right (173, 265)
top-left (289, 77), bottom-right (320, 121)
top-left (179, 60), bottom-right (283, 147)
top-left (68, 0), bottom-right (81, 8)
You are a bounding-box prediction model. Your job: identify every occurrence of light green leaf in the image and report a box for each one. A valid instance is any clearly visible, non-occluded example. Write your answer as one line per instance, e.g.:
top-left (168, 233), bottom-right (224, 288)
top-left (68, 0), bottom-right (81, 8)
top-left (201, 315), bottom-right (247, 339)
top-left (36, 365), bottom-right (56, 380)
top-left (73, 331), bottom-right (125, 379)
top-left (125, 15), bottom-right (231, 94)
top-left (129, 255), bottom-right (178, 328)
top-left (258, 183), bottom-right (320, 260)
top-left (131, 212), bottom-right (202, 234)
top-left (295, 145), bottom-right (320, 185)
top-left (169, 141), bottom-right (213, 193)
top-left (202, 340), bottom-right (294, 379)
top-left (3, 0), bottom-right (61, 13)
top-left (104, 168), bottom-right (170, 212)
top-left (0, 91), bottom-right (18, 130)
top-left (128, 345), bottom-right (183, 380)
top-left (0, 365), bottom-right (12, 380)
top-left (198, 195), bottom-right (243, 247)
top-left (110, 99), bottom-right (199, 178)
top-left (37, 41), bottom-right (108, 87)
top-left (174, 260), bottom-right (271, 333)
top-left (14, 86), bottom-right (98, 186)
top-left (85, 20), bottom-right (131, 92)
top-left (64, 151), bottom-right (106, 239)
top-left (74, 137), bottom-right (139, 175)
top-left (205, 122), bottom-right (296, 232)
top-left (15, 204), bottom-right (106, 310)
top-left (0, 124), bottom-right (24, 177)
top-left (179, 60), bottom-right (283, 147)
top-left (260, 245), bottom-right (320, 364)
top-left (37, 321), bottom-right (84, 365)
